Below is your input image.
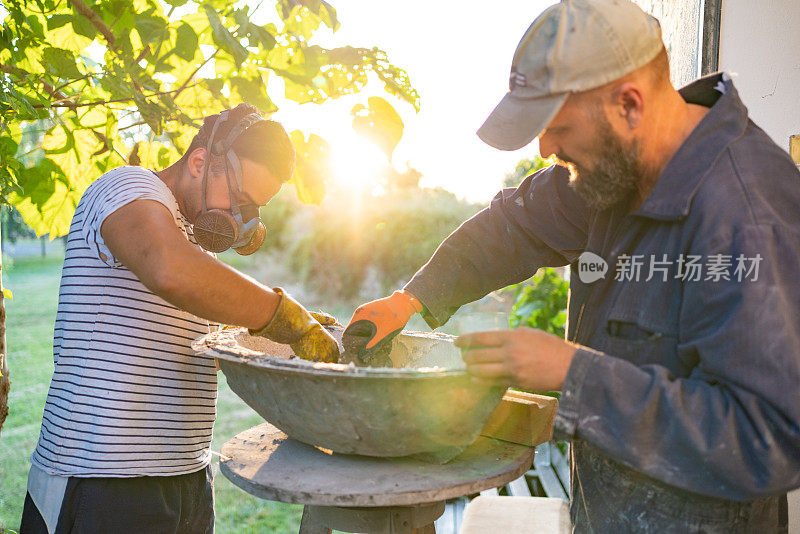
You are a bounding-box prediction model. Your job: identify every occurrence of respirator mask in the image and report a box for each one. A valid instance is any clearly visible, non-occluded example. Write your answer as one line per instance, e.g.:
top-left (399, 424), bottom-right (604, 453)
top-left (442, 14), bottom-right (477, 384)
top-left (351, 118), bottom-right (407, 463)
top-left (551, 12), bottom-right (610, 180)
top-left (192, 111), bottom-right (268, 255)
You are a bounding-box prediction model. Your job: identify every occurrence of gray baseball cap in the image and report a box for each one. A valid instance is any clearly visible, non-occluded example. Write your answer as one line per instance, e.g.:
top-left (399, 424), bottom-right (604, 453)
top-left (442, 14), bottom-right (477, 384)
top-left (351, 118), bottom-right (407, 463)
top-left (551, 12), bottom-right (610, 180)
top-left (477, 0), bottom-right (663, 151)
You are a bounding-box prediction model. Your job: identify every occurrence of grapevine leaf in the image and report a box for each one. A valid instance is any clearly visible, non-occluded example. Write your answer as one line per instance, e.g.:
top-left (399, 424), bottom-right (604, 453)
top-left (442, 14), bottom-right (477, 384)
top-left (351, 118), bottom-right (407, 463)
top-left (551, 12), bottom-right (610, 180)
top-left (202, 4), bottom-right (249, 68)
top-left (351, 96), bottom-right (403, 161)
top-left (41, 47), bottom-right (82, 79)
top-left (289, 131), bottom-right (329, 205)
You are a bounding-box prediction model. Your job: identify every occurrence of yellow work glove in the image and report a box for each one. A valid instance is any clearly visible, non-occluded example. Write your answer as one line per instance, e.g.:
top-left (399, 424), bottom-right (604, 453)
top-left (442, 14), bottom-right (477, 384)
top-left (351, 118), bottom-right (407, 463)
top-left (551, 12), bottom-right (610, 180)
top-left (309, 311), bottom-right (340, 326)
top-left (250, 288), bottom-right (340, 363)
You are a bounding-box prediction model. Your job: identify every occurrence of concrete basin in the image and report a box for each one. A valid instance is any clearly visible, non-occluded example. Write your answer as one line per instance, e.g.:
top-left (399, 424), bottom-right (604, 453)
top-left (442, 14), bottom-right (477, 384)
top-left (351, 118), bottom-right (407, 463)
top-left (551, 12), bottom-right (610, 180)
top-left (192, 326), bottom-right (506, 460)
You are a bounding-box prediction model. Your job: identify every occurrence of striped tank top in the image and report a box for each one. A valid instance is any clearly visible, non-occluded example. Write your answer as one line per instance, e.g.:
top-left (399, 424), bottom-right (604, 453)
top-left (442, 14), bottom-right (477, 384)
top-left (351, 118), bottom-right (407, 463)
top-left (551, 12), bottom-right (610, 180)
top-left (31, 166), bottom-right (217, 477)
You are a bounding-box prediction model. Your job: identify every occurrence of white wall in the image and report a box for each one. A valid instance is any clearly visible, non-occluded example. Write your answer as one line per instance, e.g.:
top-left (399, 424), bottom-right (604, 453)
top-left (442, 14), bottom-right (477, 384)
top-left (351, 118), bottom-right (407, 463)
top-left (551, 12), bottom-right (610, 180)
top-left (719, 2), bottom-right (800, 528)
top-left (633, 0), bottom-right (703, 87)
top-left (718, 0), bottom-right (800, 155)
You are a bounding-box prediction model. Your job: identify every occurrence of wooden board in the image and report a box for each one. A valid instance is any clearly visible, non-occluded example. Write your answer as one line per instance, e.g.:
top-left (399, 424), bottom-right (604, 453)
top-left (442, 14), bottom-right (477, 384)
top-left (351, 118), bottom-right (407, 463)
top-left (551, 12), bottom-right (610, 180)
top-left (220, 423), bottom-right (535, 507)
top-left (479, 390), bottom-right (558, 448)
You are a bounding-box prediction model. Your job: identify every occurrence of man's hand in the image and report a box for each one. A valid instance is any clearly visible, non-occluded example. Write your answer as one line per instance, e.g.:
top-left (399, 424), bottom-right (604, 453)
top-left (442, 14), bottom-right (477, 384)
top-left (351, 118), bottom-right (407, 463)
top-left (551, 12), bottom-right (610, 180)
top-left (342, 290), bottom-right (423, 362)
top-left (455, 327), bottom-right (578, 391)
top-left (251, 288), bottom-right (339, 363)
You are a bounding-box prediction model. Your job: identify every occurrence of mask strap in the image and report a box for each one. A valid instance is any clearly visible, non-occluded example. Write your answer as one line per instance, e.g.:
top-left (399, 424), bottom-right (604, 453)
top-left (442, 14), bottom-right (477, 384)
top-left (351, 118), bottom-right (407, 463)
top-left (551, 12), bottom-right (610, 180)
top-left (221, 114), bottom-right (264, 221)
top-left (224, 152), bottom-right (245, 221)
top-left (201, 110), bottom-right (264, 217)
top-left (200, 110), bottom-right (229, 212)
top-left (212, 113), bottom-right (264, 156)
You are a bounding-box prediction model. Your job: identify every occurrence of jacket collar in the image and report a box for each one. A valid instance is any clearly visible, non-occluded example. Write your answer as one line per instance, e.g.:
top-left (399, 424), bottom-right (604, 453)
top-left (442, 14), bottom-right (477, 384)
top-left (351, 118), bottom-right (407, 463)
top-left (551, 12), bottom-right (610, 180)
top-left (633, 72), bottom-right (749, 221)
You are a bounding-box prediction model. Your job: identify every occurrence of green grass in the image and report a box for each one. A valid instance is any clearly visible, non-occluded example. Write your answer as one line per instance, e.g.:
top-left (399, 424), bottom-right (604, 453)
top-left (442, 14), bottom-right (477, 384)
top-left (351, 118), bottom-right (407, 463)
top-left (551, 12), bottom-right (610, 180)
top-left (0, 247), bottom-right (513, 533)
top-left (0, 252), bottom-right (302, 533)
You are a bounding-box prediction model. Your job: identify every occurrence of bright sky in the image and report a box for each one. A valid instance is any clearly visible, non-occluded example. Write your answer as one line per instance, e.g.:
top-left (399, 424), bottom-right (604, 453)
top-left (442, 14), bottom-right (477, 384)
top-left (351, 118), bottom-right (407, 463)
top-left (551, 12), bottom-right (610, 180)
top-left (268, 1), bottom-right (554, 202)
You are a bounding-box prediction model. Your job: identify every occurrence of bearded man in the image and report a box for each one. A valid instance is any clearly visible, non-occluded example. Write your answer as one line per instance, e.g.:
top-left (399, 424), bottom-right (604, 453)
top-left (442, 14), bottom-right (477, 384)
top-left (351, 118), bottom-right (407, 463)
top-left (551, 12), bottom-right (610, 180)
top-left (343, 0), bottom-right (800, 531)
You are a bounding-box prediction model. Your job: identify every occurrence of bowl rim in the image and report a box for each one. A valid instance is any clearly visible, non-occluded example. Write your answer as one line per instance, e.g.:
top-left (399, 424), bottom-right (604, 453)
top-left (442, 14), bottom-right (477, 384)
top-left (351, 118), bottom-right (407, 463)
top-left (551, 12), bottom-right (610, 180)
top-left (192, 328), bottom-right (471, 379)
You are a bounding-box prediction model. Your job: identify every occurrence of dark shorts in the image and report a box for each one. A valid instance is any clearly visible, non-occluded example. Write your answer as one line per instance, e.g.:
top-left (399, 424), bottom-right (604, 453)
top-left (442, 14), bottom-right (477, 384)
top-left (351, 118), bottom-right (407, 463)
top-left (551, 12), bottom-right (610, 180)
top-left (20, 465), bottom-right (214, 534)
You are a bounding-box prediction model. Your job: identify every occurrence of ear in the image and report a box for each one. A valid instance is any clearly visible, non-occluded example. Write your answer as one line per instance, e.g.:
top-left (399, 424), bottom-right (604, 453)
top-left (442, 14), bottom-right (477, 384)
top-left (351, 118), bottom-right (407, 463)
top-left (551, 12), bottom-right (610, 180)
top-left (187, 147), bottom-right (207, 180)
top-left (610, 82), bottom-right (644, 130)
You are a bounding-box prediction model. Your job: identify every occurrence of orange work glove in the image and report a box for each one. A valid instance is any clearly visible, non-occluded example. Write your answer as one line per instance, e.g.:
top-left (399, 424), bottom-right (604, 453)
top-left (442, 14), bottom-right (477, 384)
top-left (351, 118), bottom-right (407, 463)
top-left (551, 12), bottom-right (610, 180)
top-left (342, 290), bottom-right (423, 363)
top-left (250, 288), bottom-right (340, 363)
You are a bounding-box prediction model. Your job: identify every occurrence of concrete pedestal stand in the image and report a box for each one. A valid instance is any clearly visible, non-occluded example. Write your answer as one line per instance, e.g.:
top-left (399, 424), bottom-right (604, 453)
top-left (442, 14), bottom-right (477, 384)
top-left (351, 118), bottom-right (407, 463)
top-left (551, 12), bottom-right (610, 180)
top-left (220, 423), bottom-right (534, 534)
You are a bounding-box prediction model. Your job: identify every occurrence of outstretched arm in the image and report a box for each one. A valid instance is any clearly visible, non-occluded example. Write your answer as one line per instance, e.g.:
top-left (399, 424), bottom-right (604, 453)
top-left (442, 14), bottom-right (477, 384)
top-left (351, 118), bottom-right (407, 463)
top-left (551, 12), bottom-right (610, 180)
top-left (101, 198), bottom-right (280, 330)
top-left (344, 164), bottom-right (591, 357)
top-left (405, 164), bottom-right (590, 327)
top-left (101, 198), bottom-right (338, 362)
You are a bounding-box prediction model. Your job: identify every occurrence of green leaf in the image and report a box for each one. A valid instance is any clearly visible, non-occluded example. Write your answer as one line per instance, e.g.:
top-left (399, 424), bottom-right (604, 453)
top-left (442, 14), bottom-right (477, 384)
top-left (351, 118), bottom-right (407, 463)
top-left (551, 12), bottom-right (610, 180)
top-left (157, 146), bottom-right (172, 168)
top-left (47, 14), bottom-right (72, 31)
top-left (277, 0), bottom-right (339, 32)
top-left (0, 136), bottom-right (19, 161)
top-left (202, 4), bottom-right (249, 68)
top-left (250, 24), bottom-right (276, 51)
top-left (41, 47), bottom-right (83, 79)
top-left (71, 12), bottom-right (97, 40)
top-left (204, 78), bottom-right (225, 96)
top-left (509, 268), bottom-right (569, 337)
top-left (230, 76), bottom-right (276, 114)
top-left (289, 131), bottom-right (329, 205)
top-left (25, 14), bottom-right (46, 39)
top-left (214, 52), bottom-right (238, 78)
top-left (181, 10), bottom-right (210, 38)
top-left (351, 96), bottom-right (404, 161)
top-left (174, 22), bottom-right (199, 62)
top-left (133, 94), bottom-right (163, 135)
top-left (11, 178), bottom-right (84, 237)
top-left (314, 0), bottom-right (339, 31)
top-left (100, 1), bottom-right (135, 30)
top-left (281, 5), bottom-right (323, 41)
top-left (135, 10), bottom-right (169, 44)
top-left (175, 81), bottom-right (228, 117)
top-left (48, 22), bottom-right (94, 53)
top-left (9, 158), bottom-right (91, 237)
top-left (43, 126), bottom-right (76, 156)
top-left (43, 126), bottom-right (105, 180)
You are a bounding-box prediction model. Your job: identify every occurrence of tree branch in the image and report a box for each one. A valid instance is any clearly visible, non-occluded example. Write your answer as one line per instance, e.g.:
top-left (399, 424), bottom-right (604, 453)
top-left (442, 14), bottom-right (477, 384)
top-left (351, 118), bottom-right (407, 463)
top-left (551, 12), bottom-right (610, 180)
top-left (118, 121), bottom-right (147, 131)
top-left (173, 48), bottom-right (221, 99)
top-left (29, 83), bottom-right (200, 109)
top-left (0, 257), bottom-right (8, 437)
top-left (0, 64), bottom-right (77, 111)
top-left (52, 73), bottom-right (94, 94)
top-left (67, 0), bottom-right (118, 50)
top-left (134, 46), bottom-right (150, 64)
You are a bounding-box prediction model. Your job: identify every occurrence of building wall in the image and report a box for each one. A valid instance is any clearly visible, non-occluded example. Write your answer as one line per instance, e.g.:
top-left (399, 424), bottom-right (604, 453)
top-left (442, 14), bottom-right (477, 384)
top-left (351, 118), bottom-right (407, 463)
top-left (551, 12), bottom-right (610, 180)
top-left (632, 0), bottom-right (703, 87)
top-left (718, 0), bottom-right (800, 155)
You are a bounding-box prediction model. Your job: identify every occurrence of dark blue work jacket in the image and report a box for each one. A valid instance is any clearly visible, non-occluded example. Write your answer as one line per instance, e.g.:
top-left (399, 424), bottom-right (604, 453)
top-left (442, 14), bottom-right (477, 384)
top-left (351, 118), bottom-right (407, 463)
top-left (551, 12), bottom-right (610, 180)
top-left (405, 73), bottom-right (799, 532)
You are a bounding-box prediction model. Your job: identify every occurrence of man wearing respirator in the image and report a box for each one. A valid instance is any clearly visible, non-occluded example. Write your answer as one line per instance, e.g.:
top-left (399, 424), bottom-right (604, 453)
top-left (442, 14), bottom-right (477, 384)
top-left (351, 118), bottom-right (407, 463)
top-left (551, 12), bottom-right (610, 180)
top-left (20, 103), bottom-right (338, 533)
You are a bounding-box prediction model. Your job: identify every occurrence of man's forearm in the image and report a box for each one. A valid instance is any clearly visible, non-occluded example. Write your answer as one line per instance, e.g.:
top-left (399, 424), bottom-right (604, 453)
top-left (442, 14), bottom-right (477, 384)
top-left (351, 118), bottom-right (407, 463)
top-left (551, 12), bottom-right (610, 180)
top-left (101, 199), bottom-right (281, 331)
top-left (406, 166), bottom-right (588, 327)
top-left (554, 346), bottom-right (800, 500)
top-left (156, 249), bottom-right (280, 330)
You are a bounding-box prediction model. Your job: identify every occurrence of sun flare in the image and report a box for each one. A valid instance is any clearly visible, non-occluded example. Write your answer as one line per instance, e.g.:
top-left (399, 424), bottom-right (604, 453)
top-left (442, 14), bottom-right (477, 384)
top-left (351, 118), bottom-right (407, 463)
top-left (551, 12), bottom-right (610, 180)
top-left (328, 131), bottom-right (390, 192)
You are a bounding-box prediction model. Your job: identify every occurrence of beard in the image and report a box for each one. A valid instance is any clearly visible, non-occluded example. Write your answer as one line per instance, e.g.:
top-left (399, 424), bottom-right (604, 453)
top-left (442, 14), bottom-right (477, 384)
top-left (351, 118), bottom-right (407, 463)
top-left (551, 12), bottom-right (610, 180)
top-left (560, 116), bottom-right (652, 211)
